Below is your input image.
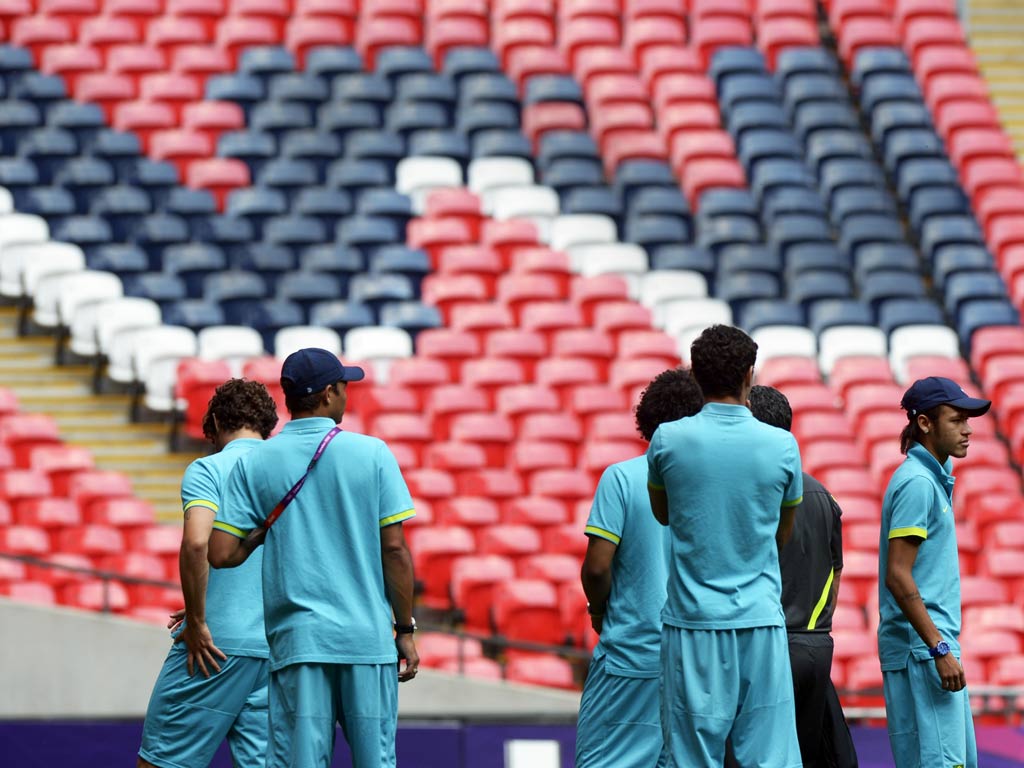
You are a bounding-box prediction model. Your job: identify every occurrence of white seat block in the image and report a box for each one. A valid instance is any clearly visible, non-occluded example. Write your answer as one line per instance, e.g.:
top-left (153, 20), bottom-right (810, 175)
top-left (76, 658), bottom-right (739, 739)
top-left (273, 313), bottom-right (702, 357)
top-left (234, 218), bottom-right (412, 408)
top-left (395, 157), bottom-right (463, 214)
top-left (888, 324), bottom-right (961, 383)
top-left (1, 241), bottom-right (85, 298)
top-left (549, 214), bottom-right (617, 251)
top-left (752, 325), bottom-right (819, 361)
top-left (343, 326), bottom-right (413, 384)
top-left (639, 270), bottom-right (708, 315)
top-left (274, 325), bottom-right (343, 359)
top-left (818, 325), bottom-right (888, 375)
top-left (467, 157), bottom-right (535, 198)
top-left (0, 186), bottom-right (13, 214)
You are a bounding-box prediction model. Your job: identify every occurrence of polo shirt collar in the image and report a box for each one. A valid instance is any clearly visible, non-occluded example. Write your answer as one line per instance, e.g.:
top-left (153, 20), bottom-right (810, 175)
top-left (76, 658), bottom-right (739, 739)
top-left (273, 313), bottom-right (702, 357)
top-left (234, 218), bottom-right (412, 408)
top-left (701, 402), bottom-right (753, 418)
top-left (221, 437), bottom-right (261, 454)
top-left (281, 416), bottom-right (337, 433)
top-left (907, 443), bottom-right (955, 496)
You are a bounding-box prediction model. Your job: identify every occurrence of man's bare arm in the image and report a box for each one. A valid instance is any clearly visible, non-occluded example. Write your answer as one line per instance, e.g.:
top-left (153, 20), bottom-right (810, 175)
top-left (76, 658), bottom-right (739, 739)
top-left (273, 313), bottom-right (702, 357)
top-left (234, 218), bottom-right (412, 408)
top-left (580, 536), bottom-right (616, 634)
top-left (381, 522), bottom-right (418, 682)
top-left (776, 504), bottom-right (796, 548)
top-left (649, 486), bottom-right (669, 526)
top-left (208, 527), bottom-right (265, 569)
top-left (178, 506), bottom-right (226, 677)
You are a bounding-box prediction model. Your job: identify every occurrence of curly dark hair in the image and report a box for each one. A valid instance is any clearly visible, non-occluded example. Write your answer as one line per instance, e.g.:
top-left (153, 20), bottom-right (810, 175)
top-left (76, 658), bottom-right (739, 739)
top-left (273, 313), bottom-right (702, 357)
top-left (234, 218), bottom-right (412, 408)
top-left (635, 367), bottom-right (705, 441)
top-left (748, 385), bottom-right (793, 432)
top-left (690, 325), bottom-right (758, 399)
top-left (202, 378), bottom-right (279, 441)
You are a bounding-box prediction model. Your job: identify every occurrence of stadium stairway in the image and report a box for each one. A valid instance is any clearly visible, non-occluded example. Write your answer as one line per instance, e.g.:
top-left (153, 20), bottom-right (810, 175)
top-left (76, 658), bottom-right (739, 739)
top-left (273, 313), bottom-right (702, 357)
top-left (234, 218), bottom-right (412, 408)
top-left (0, 306), bottom-right (198, 522)
top-left (966, 0), bottom-right (1024, 162)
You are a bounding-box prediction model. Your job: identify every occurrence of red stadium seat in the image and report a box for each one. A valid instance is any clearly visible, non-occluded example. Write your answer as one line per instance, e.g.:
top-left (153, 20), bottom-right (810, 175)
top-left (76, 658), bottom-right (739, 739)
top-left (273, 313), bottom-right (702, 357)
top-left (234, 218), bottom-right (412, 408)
top-left (955, 467), bottom-right (1021, 517)
top-left (496, 274), bottom-right (565, 319)
top-left (505, 654), bottom-right (577, 689)
top-left (658, 103), bottom-right (723, 146)
top-left (0, 414), bottom-right (62, 468)
top-left (476, 524), bottom-right (542, 563)
top-left (826, 0), bottom-right (887, 29)
top-left (780, 383), bottom-right (841, 414)
top-left (518, 412), bottom-right (584, 459)
top-left (55, 525), bottom-right (125, 557)
top-left (416, 329), bottom-right (481, 380)
top-left (481, 219), bottom-right (542, 265)
top-left (412, 525), bottom-right (476, 609)
top-left (569, 385), bottom-right (628, 424)
top-left (151, 129), bottom-right (212, 178)
top-left (534, 357), bottom-right (601, 406)
top-left (542, 523), bottom-right (588, 558)
top-left (0, 525), bottom-right (51, 556)
top-left (493, 19), bottom-right (555, 69)
top-left (560, 17), bottom-right (621, 69)
top-left (424, 442), bottom-right (487, 474)
top-left (521, 102), bottom-right (588, 146)
top-left (60, 579), bottom-right (132, 612)
top-left (836, 18), bottom-right (900, 69)
top-left (593, 302), bottom-right (654, 342)
top-left (915, 45), bottom-right (978, 90)
top-left (113, 101), bottom-right (177, 151)
top-left (639, 45), bottom-right (703, 90)
top-left (421, 275), bottom-right (490, 324)
top-left (682, 158), bottom-right (747, 209)
top-left (98, 552), bottom-right (168, 582)
top-left (422, 386), bottom-right (489, 442)
top-left (450, 554), bottom-right (516, 631)
top-left (427, 17), bottom-right (488, 69)
top-left (0, 556), bottom-right (27, 584)
top-left (506, 46), bottom-right (570, 88)
top-left (505, 495), bottom-right (570, 527)
top-left (404, 469), bottom-right (456, 504)
top-left (216, 17), bottom-right (280, 67)
top-left (15, 498), bottom-right (81, 529)
top-left (802, 439), bottom-right (863, 476)
top-left (456, 468), bottom-right (525, 500)
top-left (528, 468), bottom-right (594, 504)
top-left (609, 357), bottom-right (668, 396)
top-left (756, 356), bottom-right (823, 389)
top-left (669, 129), bottom-right (736, 175)
top-left (509, 440), bottom-right (574, 483)
top-left (28, 445), bottom-right (95, 496)
top-left (903, 356), bottom-right (971, 387)
top-left (485, 330), bottom-right (549, 379)
top-left (581, 440), bottom-right (642, 482)
top-left (935, 100), bottom-right (1002, 143)
top-left (982, 521), bottom-right (1024, 550)
top-left (80, 15), bottom-right (141, 55)
top-left (854, 411), bottom-right (904, 461)
top-left (357, 386), bottom-right (419, 431)
top-left (147, 16), bottom-right (212, 55)
top-left (830, 356), bottom-right (894, 399)
top-left (0, 470), bottom-right (53, 509)
top-left (106, 44), bottom-right (166, 76)
top-left (416, 631), bottom-right (484, 667)
top-left (172, 45), bottom-right (234, 75)
top-left (492, 579), bottom-right (565, 644)
top-left (569, 275), bottom-right (631, 325)
top-left (960, 575), bottom-right (1010, 609)
top-left (690, 17), bottom-right (753, 69)
top-left (495, 385), bottom-right (561, 431)
top-left (903, 16), bottom-right (965, 59)
top-left (371, 413), bottom-right (434, 464)
top-left (836, 549), bottom-right (878, 604)
top-left (574, 45), bottom-right (634, 86)
top-left (624, 17), bottom-right (687, 67)
top-left (792, 411), bottom-right (851, 445)
top-left (758, 17), bottom-right (819, 69)
top-left (0, 581), bottom-right (57, 605)
top-left (73, 73), bottom-right (137, 121)
top-left (977, 187), bottom-right (1024, 235)
top-left (842, 383), bottom-right (904, 428)
top-left (11, 16), bottom-right (73, 61)
top-left (286, 17), bottom-right (355, 67)
top-left (692, 0), bottom-right (751, 22)
top-left (651, 72), bottom-right (716, 111)
top-left (449, 412), bottom-right (515, 467)
top-left (439, 656), bottom-right (504, 679)
top-left (435, 497), bottom-right (499, 528)
top-left (979, 549), bottom-right (1024, 593)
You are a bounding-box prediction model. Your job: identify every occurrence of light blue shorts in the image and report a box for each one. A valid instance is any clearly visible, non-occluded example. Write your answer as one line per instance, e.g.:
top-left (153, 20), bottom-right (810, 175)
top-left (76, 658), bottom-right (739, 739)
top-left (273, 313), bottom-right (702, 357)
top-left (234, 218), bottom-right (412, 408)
top-left (661, 625), bottom-right (801, 768)
top-left (268, 662), bottom-right (398, 768)
top-left (883, 657), bottom-right (977, 768)
top-left (139, 645), bottom-right (269, 768)
top-left (575, 654), bottom-right (668, 768)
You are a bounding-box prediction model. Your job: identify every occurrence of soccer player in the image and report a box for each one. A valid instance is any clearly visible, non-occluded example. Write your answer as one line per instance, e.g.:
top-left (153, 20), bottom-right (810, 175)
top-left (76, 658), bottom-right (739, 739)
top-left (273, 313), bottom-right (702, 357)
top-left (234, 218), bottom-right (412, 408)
top-left (647, 325), bottom-right (802, 768)
top-left (138, 378), bottom-right (279, 768)
top-left (878, 376), bottom-right (989, 768)
top-left (575, 367), bottom-right (705, 768)
top-left (208, 347), bottom-right (418, 768)
top-left (747, 385), bottom-right (859, 768)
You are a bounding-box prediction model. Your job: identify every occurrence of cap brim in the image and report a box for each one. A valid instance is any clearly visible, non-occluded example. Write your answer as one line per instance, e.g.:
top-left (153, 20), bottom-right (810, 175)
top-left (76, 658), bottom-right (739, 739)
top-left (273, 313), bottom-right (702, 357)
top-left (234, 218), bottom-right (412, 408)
top-left (948, 396), bottom-right (991, 417)
top-left (340, 366), bottom-right (365, 382)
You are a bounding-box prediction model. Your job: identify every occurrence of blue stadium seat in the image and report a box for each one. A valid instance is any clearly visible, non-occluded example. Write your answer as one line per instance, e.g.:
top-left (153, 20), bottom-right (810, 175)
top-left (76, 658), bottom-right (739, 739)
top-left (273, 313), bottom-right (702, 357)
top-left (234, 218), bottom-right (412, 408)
top-left (768, 213), bottom-right (832, 258)
top-left (19, 186), bottom-right (75, 225)
top-left (932, 245), bottom-right (995, 293)
top-left (268, 73), bottom-right (329, 107)
top-left (718, 271), bottom-right (782, 315)
top-left (349, 272), bottom-right (414, 315)
top-left (205, 74), bottom-right (266, 116)
top-left (728, 103), bottom-right (789, 141)
top-left (0, 46), bottom-right (35, 87)
top-left (460, 74), bottom-right (520, 110)
top-left (300, 244), bottom-right (364, 293)
top-left (163, 243), bottom-right (228, 298)
top-left (697, 188), bottom-right (759, 220)
top-left (305, 46), bottom-right (364, 81)
top-left (235, 298), bottom-right (305, 349)
top-left (882, 128), bottom-right (945, 175)
top-left (807, 299), bottom-right (875, 336)
top-left (750, 158), bottom-right (816, 202)
top-left (239, 47), bottom-right (296, 78)
top-left (625, 215), bottom-right (690, 252)
top-left (612, 160), bottom-right (676, 208)
top-left (408, 130), bottom-right (471, 166)
top-left (280, 131), bottom-right (342, 173)
top-left (345, 130), bottom-right (407, 169)
top-left (276, 271), bottom-right (343, 318)
top-left (851, 47), bottom-right (911, 89)
top-left (249, 102), bottom-right (313, 138)
top-left (370, 245), bottom-right (430, 289)
top-left (326, 159), bottom-right (393, 200)
top-left (762, 188), bottom-right (828, 223)
top-left (537, 131), bottom-right (600, 168)
top-left (709, 47), bottom-right (768, 86)
top-left (854, 243), bottom-right (920, 283)
top-left (331, 73), bottom-right (393, 108)
top-left (738, 130), bottom-right (804, 174)
top-left (235, 243), bottom-right (295, 290)
top-left (133, 213), bottom-right (191, 269)
top-left (782, 74), bottom-right (849, 117)
top-left (20, 127), bottom-right (77, 184)
top-left (337, 216), bottom-right (400, 257)
top-left (91, 185), bottom-right (151, 240)
top-left (838, 213), bottom-right (906, 260)
top-left (87, 243), bottom-right (149, 275)
top-left (0, 101), bottom-right (41, 155)
top-left (651, 245), bottom-right (715, 280)
top-left (397, 74), bottom-right (457, 114)
top-left (908, 187), bottom-right (970, 235)
top-left (54, 158), bottom-right (114, 213)
top-left (317, 102), bottom-right (383, 140)
top-left (870, 102), bottom-right (933, 148)
top-left (293, 187), bottom-right (354, 229)
top-left (919, 217), bottom-right (986, 263)
top-left (958, 301), bottom-right (1020, 348)
top-left (257, 158), bottom-right (319, 199)
top-left (895, 158), bottom-right (960, 202)
top-left (788, 270), bottom-right (853, 309)
top-left (264, 215), bottom-right (328, 255)
top-left (542, 158), bottom-right (605, 196)
top-left (699, 216), bottom-right (762, 252)
top-left (739, 300), bottom-right (805, 333)
top-left (356, 189), bottom-right (413, 231)
top-left (471, 130), bottom-right (533, 160)
top-left (379, 301), bottom-right (443, 336)
top-left (376, 47), bottom-right (434, 85)
top-left (717, 244), bottom-right (782, 277)
top-left (524, 75), bottom-right (581, 107)
top-left (12, 73), bottom-right (67, 116)
top-left (562, 187), bottom-right (622, 219)
top-left (877, 298), bottom-right (946, 335)
top-left (775, 47), bottom-right (839, 84)
top-left (162, 188), bottom-right (217, 227)
top-left (456, 103), bottom-right (520, 143)
top-left (805, 130), bottom-right (872, 174)
top-left (0, 157), bottom-right (40, 199)
top-left (719, 75), bottom-right (779, 116)
top-left (444, 47), bottom-right (502, 85)
top-left (629, 186), bottom-right (690, 219)
top-left (819, 159), bottom-right (886, 208)
top-left (161, 299), bottom-right (226, 332)
top-left (122, 272), bottom-right (187, 308)
top-left (226, 187), bottom-right (287, 236)
top-left (944, 272), bottom-right (1009, 323)
top-left (830, 186), bottom-right (897, 224)
top-left (203, 271), bottom-right (269, 322)
top-left (792, 102), bottom-right (859, 142)
top-left (786, 242), bottom-right (850, 278)
top-left (309, 300), bottom-right (375, 335)
top-left (47, 101), bottom-right (105, 148)
top-left (859, 74), bottom-right (924, 116)
top-left (386, 102), bottom-right (449, 138)
top-left (124, 159), bottom-right (178, 209)
top-left (217, 131), bottom-right (277, 176)
top-left (190, 216), bottom-right (254, 263)
top-left (859, 270), bottom-right (926, 310)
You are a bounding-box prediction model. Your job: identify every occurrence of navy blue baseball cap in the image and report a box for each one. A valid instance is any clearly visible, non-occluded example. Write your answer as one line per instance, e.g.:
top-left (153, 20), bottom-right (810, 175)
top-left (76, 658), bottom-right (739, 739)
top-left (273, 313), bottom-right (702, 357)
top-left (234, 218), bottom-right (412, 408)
top-left (900, 376), bottom-right (991, 418)
top-left (280, 348), bottom-right (365, 397)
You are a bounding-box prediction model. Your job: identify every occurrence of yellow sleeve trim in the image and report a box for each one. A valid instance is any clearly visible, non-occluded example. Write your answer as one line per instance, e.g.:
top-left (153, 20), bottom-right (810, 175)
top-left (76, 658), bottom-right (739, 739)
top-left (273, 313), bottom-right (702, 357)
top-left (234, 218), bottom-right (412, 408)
top-left (647, 480), bottom-right (665, 491)
top-left (212, 520), bottom-right (247, 538)
top-left (807, 567), bottom-right (834, 631)
top-left (889, 526), bottom-right (928, 540)
top-left (585, 525), bottom-right (621, 545)
top-left (782, 495), bottom-right (803, 508)
top-left (183, 499), bottom-right (218, 513)
top-left (380, 508), bottom-right (415, 527)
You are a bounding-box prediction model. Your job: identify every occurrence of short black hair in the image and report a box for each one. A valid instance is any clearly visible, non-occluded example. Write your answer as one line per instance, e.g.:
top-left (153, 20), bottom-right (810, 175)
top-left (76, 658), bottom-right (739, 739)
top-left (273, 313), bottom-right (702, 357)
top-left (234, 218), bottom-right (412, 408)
top-left (635, 367), bottom-right (705, 441)
top-left (900, 406), bottom-right (940, 454)
top-left (690, 325), bottom-right (758, 399)
top-left (283, 380), bottom-right (339, 415)
top-left (202, 379), bottom-right (278, 441)
top-left (749, 385), bottom-right (793, 432)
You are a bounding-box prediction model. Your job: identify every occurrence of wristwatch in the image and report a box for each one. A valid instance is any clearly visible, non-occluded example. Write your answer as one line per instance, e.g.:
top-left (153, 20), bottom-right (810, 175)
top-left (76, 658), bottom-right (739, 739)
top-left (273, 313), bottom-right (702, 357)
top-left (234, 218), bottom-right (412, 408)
top-left (928, 640), bottom-right (951, 658)
top-left (394, 618), bottom-right (417, 635)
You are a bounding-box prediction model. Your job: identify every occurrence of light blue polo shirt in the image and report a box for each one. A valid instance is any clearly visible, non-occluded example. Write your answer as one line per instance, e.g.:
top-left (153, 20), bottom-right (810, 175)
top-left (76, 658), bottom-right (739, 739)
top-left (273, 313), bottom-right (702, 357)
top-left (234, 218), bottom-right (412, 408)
top-left (214, 417), bottom-right (415, 672)
top-left (180, 438), bottom-right (268, 658)
top-left (878, 443), bottom-right (962, 671)
top-left (647, 403), bottom-right (803, 630)
top-left (585, 455), bottom-right (669, 678)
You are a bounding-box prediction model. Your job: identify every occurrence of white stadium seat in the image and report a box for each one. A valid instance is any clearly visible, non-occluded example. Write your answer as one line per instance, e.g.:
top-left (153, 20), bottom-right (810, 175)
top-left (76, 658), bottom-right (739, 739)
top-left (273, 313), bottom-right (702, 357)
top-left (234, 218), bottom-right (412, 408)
top-left (568, 243), bottom-right (649, 297)
top-left (33, 270), bottom-right (122, 330)
top-left (0, 186), bottom-right (13, 214)
top-left (274, 325), bottom-right (343, 359)
top-left (467, 157), bottom-right (535, 199)
top-left (888, 324), bottom-right (961, 383)
top-left (343, 326), bottom-right (413, 384)
top-left (752, 325), bottom-right (819, 362)
top-left (549, 214), bottom-right (617, 251)
top-left (91, 298), bottom-right (162, 359)
top-left (488, 185), bottom-right (560, 242)
top-left (0, 214), bottom-right (50, 291)
top-left (396, 157), bottom-right (463, 214)
top-left (638, 270), bottom-right (708, 314)
top-left (818, 325), bottom-right (888, 376)
top-left (197, 325), bottom-right (265, 376)
top-left (1, 241), bottom-right (85, 299)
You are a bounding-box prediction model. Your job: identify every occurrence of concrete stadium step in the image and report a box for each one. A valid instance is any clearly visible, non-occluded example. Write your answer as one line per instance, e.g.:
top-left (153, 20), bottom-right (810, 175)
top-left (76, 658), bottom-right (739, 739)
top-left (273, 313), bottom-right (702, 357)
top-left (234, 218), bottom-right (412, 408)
top-left (0, 307), bottom-right (199, 524)
top-left (967, 0), bottom-right (1024, 163)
